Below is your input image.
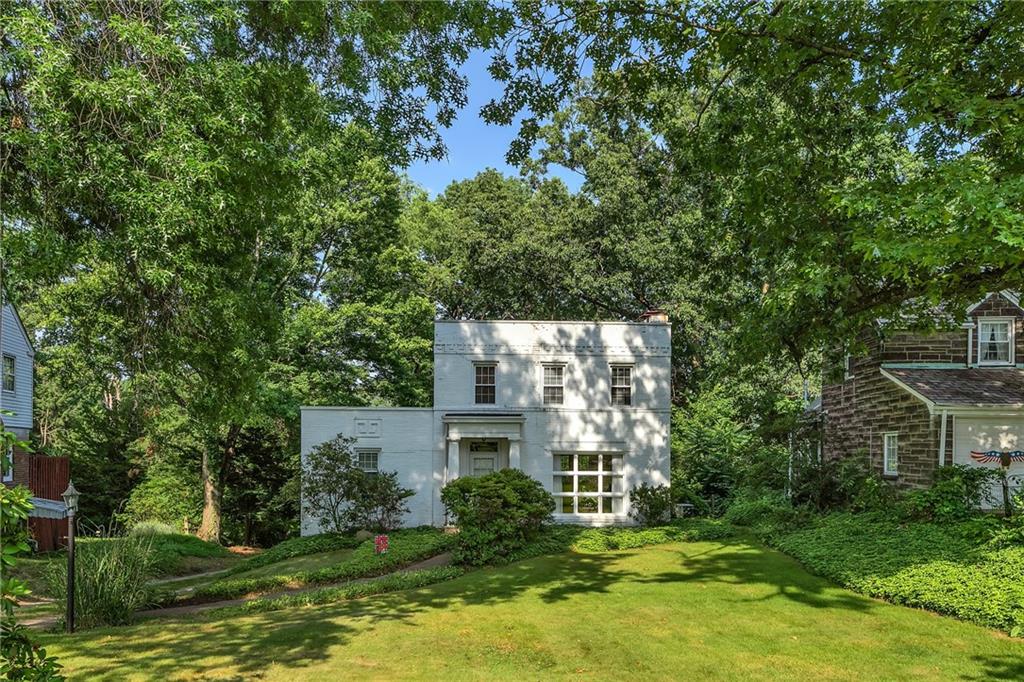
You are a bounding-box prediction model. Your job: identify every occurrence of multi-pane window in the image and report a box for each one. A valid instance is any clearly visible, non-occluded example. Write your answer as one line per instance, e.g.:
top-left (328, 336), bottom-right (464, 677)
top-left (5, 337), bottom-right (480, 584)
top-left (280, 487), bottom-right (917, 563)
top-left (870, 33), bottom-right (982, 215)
top-left (474, 363), bottom-right (496, 404)
top-left (2, 355), bottom-right (14, 392)
top-left (979, 319), bottom-right (1013, 365)
top-left (883, 433), bottom-right (898, 476)
top-left (553, 453), bottom-right (624, 515)
top-left (610, 365), bottom-right (632, 406)
top-left (355, 449), bottom-right (379, 474)
top-left (543, 364), bottom-right (564, 405)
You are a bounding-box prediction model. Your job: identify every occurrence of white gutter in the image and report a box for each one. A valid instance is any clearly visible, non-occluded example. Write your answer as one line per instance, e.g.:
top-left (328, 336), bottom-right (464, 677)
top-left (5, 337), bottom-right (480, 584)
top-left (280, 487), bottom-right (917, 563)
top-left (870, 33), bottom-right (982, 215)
top-left (880, 368), bottom-right (937, 414)
top-left (938, 409), bottom-right (948, 467)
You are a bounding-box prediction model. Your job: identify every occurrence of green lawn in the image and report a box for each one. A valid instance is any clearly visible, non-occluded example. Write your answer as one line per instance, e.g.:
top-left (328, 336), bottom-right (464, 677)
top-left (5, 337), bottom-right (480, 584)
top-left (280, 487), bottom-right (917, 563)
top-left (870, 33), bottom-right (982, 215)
top-left (41, 538), bottom-right (1023, 681)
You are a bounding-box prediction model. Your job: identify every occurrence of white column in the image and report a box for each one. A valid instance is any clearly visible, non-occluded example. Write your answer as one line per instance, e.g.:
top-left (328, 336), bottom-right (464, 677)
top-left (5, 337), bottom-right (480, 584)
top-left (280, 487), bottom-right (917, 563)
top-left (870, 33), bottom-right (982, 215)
top-left (508, 439), bottom-right (521, 470)
top-left (447, 438), bottom-right (460, 482)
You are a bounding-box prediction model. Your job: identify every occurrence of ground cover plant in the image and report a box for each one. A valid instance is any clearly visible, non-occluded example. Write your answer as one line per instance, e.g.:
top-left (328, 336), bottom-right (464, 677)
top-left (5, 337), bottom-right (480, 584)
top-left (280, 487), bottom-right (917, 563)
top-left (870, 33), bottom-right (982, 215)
top-left (170, 528), bottom-right (454, 605)
top-left (38, 538), bottom-right (1024, 681)
top-left (764, 512), bottom-right (1024, 636)
top-left (219, 533), bottom-right (362, 578)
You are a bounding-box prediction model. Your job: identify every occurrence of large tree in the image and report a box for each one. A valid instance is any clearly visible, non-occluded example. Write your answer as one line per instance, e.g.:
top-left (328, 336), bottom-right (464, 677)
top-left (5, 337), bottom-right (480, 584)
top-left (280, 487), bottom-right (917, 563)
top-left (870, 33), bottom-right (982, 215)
top-left (485, 0), bottom-right (1024, 359)
top-left (0, 1), bottom-right (501, 541)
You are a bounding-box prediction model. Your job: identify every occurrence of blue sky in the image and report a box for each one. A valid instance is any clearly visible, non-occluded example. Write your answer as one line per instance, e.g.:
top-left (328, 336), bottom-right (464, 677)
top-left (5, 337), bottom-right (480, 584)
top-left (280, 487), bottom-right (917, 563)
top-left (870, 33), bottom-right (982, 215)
top-left (405, 50), bottom-right (583, 196)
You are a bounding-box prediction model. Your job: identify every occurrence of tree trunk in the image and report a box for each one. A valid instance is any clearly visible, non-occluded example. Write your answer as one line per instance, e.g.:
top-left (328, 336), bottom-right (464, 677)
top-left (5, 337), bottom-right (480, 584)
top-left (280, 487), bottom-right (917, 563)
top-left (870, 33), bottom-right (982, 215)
top-left (197, 446), bottom-right (221, 543)
top-left (197, 424), bottom-right (241, 543)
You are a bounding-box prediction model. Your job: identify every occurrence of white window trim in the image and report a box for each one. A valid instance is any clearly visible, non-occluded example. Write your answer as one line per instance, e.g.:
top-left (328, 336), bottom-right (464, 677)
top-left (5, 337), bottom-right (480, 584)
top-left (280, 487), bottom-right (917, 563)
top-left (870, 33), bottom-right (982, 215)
top-left (883, 432), bottom-right (899, 476)
top-left (354, 448), bottom-right (380, 474)
top-left (610, 363), bottom-right (634, 407)
top-left (541, 362), bottom-right (565, 405)
top-left (2, 354), bottom-right (15, 393)
top-left (976, 317), bottom-right (1015, 366)
top-left (552, 452), bottom-right (625, 515)
top-left (473, 361), bottom-right (497, 405)
top-left (2, 445), bottom-right (13, 483)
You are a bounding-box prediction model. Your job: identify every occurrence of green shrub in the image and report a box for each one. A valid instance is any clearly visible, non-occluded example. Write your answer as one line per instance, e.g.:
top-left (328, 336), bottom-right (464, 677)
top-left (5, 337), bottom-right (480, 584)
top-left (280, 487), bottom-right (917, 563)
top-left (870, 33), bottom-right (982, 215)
top-left (766, 512), bottom-right (1024, 636)
top-left (120, 460), bottom-right (202, 533)
top-left (46, 536), bottom-right (156, 629)
top-left (723, 492), bottom-right (792, 527)
top-left (129, 521), bottom-right (179, 536)
top-left (143, 533), bottom-right (231, 576)
top-left (220, 533), bottom-right (363, 577)
top-left (900, 465), bottom-right (996, 522)
top-left (441, 469), bottom-right (554, 565)
top-left (628, 483), bottom-right (673, 526)
top-left (210, 566), bottom-right (466, 618)
top-left (508, 519), bottom-right (735, 562)
top-left (177, 528), bottom-right (453, 604)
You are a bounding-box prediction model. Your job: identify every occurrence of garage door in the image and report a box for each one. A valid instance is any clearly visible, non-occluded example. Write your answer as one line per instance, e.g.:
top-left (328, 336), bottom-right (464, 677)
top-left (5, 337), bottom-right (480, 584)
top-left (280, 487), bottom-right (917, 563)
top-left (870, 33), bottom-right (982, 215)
top-left (953, 417), bottom-right (1024, 509)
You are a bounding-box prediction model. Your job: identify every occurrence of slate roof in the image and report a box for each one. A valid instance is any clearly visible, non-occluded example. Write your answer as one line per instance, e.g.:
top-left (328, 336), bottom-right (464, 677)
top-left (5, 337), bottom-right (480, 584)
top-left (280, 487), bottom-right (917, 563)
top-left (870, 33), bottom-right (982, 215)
top-left (883, 368), bottom-right (1024, 407)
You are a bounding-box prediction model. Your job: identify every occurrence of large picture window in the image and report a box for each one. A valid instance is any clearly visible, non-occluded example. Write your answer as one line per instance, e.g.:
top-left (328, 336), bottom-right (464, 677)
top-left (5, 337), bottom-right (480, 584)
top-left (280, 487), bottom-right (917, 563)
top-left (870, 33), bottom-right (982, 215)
top-left (553, 453), bottom-right (624, 514)
top-left (474, 363), bottom-right (496, 404)
top-left (978, 319), bottom-right (1013, 365)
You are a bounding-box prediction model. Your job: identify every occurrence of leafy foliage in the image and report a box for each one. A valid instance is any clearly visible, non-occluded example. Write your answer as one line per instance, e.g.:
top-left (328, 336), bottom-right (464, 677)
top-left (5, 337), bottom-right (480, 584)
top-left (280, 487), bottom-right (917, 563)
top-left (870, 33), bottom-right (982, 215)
top-left (900, 465), bottom-right (998, 523)
top-left (177, 528), bottom-right (453, 605)
top-left (221, 533), bottom-right (363, 578)
top-left (46, 536), bottom-right (156, 630)
top-left (765, 513), bottom-right (1024, 636)
top-left (441, 469), bottom-right (555, 565)
top-left (628, 483), bottom-right (673, 526)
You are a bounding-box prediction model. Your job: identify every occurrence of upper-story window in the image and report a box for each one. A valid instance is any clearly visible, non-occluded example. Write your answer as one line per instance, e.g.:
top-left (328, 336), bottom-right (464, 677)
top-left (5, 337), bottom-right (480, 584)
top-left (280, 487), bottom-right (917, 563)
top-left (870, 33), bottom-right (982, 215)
top-left (610, 364), bottom-right (632, 406)
top-left (474, 363), bottom-right (496, 404)
top-left (542, 364), bottom-right (564, 405)
top-left (978, 319), bottom-right (1014, 365)
top-left (1, 355), bottom-right (14, 392)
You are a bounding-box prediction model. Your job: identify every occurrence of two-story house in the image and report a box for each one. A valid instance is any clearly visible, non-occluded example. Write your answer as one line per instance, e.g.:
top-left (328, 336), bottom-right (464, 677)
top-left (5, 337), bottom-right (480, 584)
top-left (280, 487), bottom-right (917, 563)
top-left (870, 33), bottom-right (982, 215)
top-left (301, 317), bottom-right (672, 531)
top-left (821, 291), bottom-right (1024, 501)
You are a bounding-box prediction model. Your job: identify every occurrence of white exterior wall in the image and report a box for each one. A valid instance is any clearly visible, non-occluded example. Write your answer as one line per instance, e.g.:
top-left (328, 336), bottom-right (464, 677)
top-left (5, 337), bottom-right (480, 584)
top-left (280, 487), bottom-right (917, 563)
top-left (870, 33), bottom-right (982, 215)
top-left (0, 302), bottom-right (34, 435)
top-left (300, 408), bottom-right (438, 533)
top-left (953, 415), bottom-right (1024, 508)
top-left (300, 320), bottom-right (672, 533)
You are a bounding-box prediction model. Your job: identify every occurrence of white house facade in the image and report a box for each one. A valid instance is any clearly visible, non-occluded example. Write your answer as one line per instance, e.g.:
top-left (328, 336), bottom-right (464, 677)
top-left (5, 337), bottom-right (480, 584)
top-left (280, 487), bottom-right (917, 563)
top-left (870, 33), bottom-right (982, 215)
top-left (1, 294), bottom-right (35, 485)
top-left (301, 318), bottom-right (672, 532)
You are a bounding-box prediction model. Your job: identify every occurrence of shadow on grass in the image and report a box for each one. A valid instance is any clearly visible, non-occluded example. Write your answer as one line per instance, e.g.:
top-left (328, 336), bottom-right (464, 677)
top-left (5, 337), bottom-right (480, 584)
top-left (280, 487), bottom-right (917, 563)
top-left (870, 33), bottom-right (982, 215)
top-left (641, 539), bottom-right (876, 612)
top-left (51, 537), bottom-right (903, 679)
top-left (962, 653), bottom-right (1024, 681)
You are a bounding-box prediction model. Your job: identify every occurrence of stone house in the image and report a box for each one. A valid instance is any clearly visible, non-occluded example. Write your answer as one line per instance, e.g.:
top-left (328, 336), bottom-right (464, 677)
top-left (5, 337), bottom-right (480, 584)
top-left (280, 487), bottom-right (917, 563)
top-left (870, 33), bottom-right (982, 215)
top-left (821, 291), bottom-right (1024, 501)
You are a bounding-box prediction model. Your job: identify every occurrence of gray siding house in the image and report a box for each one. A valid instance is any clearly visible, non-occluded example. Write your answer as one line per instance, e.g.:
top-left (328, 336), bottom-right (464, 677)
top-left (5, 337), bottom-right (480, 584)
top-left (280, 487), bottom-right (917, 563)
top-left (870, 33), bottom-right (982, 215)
top-left (1, 293), bottom-right (35, 484)
top-left (301, 317), bottom-right (672, 531)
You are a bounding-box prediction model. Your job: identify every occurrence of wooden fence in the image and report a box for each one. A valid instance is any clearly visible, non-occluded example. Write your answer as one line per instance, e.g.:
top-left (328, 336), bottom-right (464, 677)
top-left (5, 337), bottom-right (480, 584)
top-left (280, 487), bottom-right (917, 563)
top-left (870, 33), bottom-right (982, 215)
top-left (26, 454), bottom-right (70, 552)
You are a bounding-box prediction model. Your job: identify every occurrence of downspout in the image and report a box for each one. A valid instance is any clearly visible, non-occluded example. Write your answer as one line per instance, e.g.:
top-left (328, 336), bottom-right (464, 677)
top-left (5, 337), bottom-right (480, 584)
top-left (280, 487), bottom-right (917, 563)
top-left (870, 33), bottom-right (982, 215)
top-left (938, 409), bottom-right (948, 468)
top-left (967, 327), bottom-right (974, 367)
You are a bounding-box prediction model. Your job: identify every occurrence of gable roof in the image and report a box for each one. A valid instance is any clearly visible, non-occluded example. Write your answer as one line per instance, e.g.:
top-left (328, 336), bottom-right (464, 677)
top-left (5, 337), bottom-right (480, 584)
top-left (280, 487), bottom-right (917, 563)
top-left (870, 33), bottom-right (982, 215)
top-left (965, 290), bottom-right (1022, 315)
top-left (882, 367), bottom-right (1024, 409)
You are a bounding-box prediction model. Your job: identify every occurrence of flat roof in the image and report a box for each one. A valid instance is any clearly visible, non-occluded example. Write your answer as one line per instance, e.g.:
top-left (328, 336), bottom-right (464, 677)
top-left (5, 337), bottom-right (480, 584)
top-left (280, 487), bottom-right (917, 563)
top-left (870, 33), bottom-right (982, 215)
top-left (433, 319), bottom-right (668, 326)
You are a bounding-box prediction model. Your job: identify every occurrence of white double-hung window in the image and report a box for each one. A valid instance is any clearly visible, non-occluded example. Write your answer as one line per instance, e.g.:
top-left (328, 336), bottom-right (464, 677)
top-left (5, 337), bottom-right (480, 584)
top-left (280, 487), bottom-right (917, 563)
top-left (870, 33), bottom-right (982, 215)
top-left (978, 319), bottom-right (1014, 365)
top-left (610, 365), bottom-right (632, 406)
top-left (553, 453), bottom-right (624, 515)
top-left (542, 364), bottom-right (564, 405)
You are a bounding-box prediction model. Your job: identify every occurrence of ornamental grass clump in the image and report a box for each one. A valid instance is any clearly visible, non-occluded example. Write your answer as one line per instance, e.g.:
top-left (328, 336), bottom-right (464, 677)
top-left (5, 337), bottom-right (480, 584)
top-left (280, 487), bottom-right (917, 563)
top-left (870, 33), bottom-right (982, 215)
top-left (46, 536), bottom-right (156, 629)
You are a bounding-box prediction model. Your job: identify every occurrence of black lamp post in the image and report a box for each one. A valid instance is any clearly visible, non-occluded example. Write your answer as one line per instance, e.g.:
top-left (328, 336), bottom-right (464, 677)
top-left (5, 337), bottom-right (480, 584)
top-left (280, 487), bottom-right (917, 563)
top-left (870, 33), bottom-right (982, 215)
top-left (61, 480), bottom-right (80, 634)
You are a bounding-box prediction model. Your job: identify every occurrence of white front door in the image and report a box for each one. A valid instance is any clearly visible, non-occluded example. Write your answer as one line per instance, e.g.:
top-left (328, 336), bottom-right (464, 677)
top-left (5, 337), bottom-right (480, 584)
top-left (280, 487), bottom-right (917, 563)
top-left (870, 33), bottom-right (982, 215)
top-left (954, 416), bottom-right (1024, 508)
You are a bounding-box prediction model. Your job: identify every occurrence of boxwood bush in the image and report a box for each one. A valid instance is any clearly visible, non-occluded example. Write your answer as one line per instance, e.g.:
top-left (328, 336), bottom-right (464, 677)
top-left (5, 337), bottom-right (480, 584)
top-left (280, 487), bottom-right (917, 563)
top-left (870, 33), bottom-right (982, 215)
top-left (441, 469), bottom-right (554, 565)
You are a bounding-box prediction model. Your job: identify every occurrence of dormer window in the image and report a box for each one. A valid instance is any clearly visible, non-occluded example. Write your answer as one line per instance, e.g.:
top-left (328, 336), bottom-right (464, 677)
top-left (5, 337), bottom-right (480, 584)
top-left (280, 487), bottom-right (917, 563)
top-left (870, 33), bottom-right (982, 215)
top-left (978, 319), bottom-right (1014, 366)
top-left (474, 363), bottom-right (496, 404)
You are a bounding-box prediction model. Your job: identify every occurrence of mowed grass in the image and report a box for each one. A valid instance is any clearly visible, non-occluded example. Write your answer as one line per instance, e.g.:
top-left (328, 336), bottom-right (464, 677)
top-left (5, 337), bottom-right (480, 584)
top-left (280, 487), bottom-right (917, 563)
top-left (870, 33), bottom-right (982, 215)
top-left (41, 538), bottom-right (1023, 681)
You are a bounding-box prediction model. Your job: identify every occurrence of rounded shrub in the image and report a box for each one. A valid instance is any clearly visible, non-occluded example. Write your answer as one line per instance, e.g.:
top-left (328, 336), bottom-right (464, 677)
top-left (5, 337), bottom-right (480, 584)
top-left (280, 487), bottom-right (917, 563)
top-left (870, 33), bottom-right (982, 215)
top-left (628, 483), bottom-right (673, 526)
top-left (441, 469), bottom-right (554, 565)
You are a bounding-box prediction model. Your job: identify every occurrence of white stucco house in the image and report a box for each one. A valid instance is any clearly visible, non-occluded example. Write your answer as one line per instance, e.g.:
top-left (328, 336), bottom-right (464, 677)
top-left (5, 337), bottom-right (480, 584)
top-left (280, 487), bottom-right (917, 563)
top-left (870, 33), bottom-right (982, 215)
top-left (301, 316), bottom-right (672, 532)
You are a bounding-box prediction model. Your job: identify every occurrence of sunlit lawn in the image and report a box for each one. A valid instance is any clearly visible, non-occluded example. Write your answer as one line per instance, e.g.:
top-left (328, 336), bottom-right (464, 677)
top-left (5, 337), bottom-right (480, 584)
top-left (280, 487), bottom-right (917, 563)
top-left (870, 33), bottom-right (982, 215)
top-left (41, 538), bottom-right (1023, 681)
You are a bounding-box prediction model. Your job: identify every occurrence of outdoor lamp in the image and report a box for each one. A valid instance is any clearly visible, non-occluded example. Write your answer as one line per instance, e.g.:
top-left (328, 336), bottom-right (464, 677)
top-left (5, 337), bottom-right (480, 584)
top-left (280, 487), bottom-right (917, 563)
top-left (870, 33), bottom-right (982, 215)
top-left (62, 480), bottom-right (80, 515)
top-left (62, 479), bottom-right (80, 633)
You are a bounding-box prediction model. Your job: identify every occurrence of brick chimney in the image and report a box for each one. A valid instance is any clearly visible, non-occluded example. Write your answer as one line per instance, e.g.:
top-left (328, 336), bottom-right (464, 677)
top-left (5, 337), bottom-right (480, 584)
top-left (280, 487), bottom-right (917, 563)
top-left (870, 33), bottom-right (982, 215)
top-left (639, 308), bottom-right (669, 323)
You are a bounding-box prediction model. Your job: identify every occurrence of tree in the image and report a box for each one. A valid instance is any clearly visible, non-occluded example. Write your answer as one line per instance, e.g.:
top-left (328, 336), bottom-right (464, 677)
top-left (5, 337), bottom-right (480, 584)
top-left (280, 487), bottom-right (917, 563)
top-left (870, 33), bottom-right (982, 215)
top-left (1, 1), bottom-right (502, 541)
top-left (484, 1), bottom-right (1024, 359)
